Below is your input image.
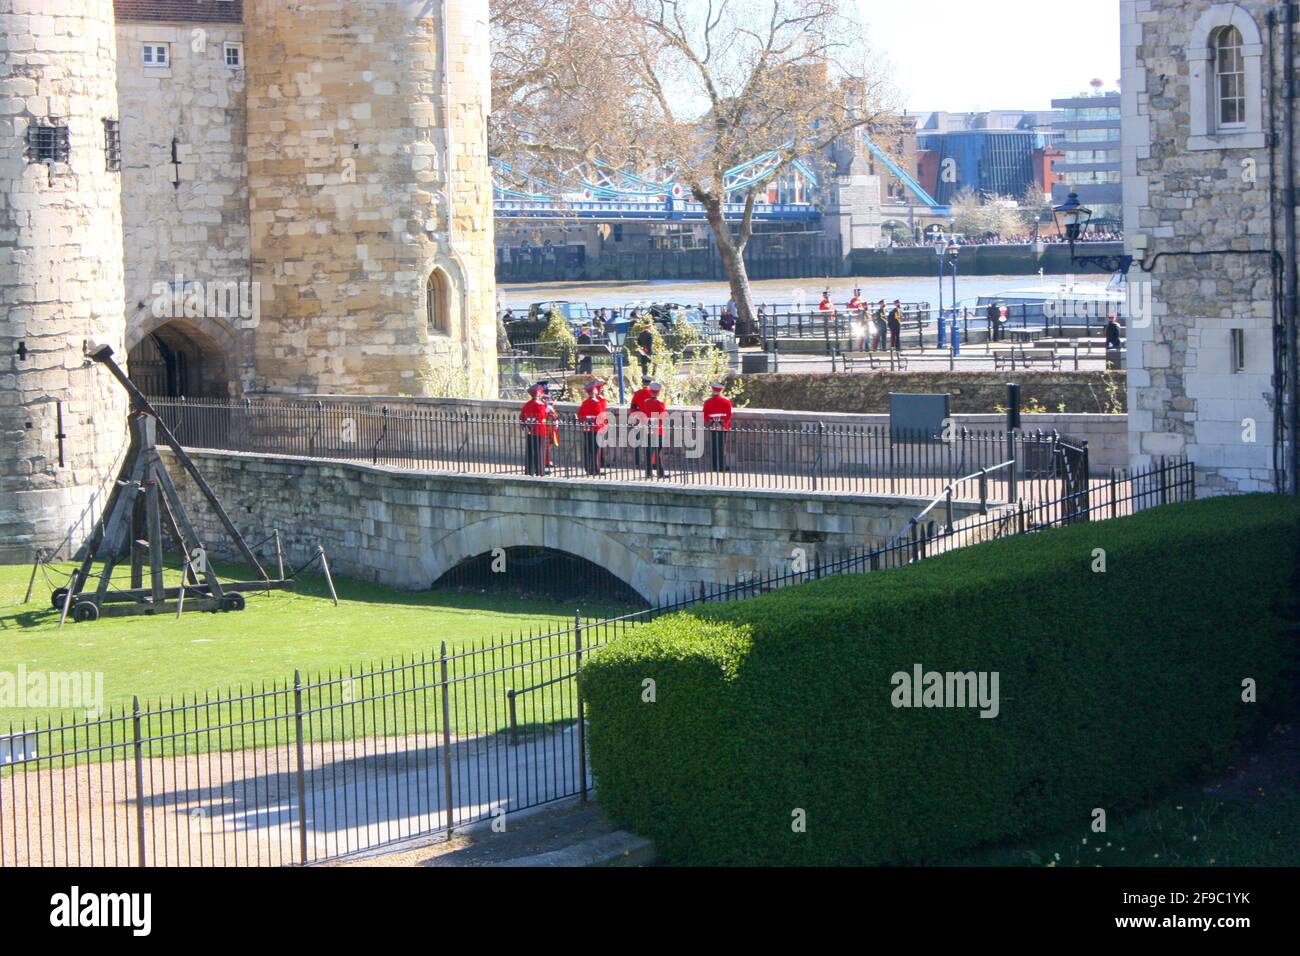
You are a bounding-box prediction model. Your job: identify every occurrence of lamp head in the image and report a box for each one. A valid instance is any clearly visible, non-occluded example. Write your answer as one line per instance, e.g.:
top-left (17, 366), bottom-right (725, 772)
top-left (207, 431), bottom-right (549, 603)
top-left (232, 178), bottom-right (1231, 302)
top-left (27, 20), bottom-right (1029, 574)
top-left (1052, 191), bottom-right (1092, 245)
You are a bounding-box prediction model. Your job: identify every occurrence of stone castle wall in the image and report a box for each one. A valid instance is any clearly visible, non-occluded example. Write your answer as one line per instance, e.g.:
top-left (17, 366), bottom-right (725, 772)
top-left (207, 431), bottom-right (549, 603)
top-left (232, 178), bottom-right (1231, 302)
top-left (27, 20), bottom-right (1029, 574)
top-left (0, 0), bottom-right (130, 560)
top-left (1121, 0), bottom-right (1284, 493)
top-left (244, 0), bottom-right (496, 397)
top-left (116, 18), bottom-right (251, 394)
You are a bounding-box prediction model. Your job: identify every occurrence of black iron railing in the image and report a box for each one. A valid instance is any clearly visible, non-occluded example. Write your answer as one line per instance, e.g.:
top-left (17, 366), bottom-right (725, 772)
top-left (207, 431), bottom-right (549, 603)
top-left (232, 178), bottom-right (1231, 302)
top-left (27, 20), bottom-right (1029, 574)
top-left (151, 397), bottom-right (1081, 504)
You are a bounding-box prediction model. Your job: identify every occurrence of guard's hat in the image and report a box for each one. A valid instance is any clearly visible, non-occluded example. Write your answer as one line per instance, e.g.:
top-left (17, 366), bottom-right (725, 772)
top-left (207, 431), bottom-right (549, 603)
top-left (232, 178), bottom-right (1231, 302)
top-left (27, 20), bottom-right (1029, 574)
top-left (527, 383), bottom-right (544, 396)
top-left (649, 381), bottom-right (662, 392)
top-left (710, 383), bottom-right (724, 391)
top-left (584, 379), bottom-right (600, 392)
top-left (641, 376), bottom-right (652, 386)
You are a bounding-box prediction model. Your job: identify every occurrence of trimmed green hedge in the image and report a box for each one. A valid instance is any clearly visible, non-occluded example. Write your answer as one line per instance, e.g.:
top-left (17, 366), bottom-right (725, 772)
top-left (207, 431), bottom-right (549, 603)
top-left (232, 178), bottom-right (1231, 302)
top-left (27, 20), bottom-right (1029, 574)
top-left (581, 495), bottom-right (1300, 865)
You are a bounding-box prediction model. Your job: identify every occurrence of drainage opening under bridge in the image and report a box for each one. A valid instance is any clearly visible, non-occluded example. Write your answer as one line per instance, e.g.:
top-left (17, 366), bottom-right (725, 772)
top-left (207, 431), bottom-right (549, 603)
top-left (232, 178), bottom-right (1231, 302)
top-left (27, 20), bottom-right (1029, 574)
top-left (433, 546), bottom-right (649, 608)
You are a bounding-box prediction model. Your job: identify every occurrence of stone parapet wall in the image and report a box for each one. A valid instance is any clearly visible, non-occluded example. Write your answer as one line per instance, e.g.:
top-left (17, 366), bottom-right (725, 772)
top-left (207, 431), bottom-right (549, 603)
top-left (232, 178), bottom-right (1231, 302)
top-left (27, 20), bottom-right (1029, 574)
top-left (737, 371), bottom-right (1127, 417)
top-left (166, 449), bottom-right (969, 603)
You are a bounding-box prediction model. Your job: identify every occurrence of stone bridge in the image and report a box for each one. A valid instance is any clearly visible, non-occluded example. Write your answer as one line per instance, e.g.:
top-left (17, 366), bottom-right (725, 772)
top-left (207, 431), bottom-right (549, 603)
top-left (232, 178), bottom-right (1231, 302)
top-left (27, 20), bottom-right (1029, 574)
top-left (169, 449), bottom-right (979, 604)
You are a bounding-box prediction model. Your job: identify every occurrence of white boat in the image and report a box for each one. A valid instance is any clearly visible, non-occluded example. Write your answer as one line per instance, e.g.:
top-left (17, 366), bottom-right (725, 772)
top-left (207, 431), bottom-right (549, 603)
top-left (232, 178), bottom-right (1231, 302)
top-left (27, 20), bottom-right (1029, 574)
top-left (967, 279), bottom-right (1127, 327)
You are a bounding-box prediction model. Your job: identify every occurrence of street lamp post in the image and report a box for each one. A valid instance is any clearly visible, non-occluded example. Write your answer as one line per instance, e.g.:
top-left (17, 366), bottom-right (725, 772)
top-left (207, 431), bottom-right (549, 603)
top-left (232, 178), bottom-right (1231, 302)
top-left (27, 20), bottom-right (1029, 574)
top-left (948, 240), bottom-right (961, 357)
top-left (607, 321), bottom-right (628, 404)
top-left (935, 240), bottom-right (947, 348)
top-left (1052, 190), bottom-right (1134, 275)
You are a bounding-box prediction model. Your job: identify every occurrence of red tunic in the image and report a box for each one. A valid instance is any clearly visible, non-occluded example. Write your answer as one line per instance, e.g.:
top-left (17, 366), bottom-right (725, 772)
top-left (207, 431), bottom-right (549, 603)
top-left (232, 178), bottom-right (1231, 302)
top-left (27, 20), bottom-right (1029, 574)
top-left (578, 397), bottom-right (607, 432)
top-left (702, 394), bottom-right (733, 430)
top-left (640, 395), bottom-right (666, 433)
top-left (519, 399), bottom-right (552, 436)
top-left (630, 387), bottom-right (652, 415)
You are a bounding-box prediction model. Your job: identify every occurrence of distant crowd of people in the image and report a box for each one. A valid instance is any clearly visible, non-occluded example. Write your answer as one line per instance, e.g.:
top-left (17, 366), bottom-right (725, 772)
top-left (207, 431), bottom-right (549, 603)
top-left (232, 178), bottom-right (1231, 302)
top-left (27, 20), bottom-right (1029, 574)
top-left (887, 231), bottom-right (1123, 249)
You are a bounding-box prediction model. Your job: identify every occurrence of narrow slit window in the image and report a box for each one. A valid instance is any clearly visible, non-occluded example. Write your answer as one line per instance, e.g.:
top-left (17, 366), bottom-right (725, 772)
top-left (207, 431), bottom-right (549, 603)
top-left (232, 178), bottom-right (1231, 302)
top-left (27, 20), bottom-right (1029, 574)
top-left (1230, 328), bottom-right (1246, 372)
top-left (104, 118), bottom-right (121, 172)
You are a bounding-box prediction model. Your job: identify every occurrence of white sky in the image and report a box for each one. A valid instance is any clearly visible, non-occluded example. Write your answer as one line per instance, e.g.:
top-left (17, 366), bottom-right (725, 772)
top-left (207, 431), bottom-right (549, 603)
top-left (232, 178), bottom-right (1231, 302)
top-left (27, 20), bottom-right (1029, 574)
top-left (855, 0), bottom-right (1122, 113)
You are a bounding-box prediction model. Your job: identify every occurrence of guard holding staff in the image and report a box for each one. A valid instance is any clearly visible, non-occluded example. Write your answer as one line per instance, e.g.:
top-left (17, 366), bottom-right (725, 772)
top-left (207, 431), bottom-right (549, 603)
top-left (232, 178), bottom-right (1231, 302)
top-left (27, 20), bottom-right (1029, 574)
top-left (578, 380), bottom-right (608, 475)
top-left (519, 383), bottom-right (555, 476)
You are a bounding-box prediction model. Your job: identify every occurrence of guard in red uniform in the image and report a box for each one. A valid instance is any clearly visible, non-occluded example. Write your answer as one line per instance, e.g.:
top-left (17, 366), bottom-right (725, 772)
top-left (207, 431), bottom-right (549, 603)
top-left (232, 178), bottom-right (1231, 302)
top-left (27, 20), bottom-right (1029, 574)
top-left (846, 288), bottom-right (866, 349)
top-left (641, 382), bottom-right (667, 478)
top-left (702, 383), bottom-right (733, 472)
top-left (630, 376), bottom-right (653, 468)
top-left (818, 291), bottom-right (834, 314)
top-left (519, 383), bottom-right (554, 476)
top-left (578, 380), bottom-right (608, 475)
top-left (595, 379), bottom-right (609, 472)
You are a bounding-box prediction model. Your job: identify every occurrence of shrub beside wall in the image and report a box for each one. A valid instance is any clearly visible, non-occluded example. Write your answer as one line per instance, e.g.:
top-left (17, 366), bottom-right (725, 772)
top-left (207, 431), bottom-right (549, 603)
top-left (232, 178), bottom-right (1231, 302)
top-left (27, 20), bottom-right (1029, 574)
top-left (582, 496), bottom-right (1300, 865)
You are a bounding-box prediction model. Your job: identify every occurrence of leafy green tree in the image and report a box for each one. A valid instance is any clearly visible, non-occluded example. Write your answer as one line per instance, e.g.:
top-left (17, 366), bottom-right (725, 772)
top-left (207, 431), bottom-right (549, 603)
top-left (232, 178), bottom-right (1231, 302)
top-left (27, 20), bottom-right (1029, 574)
top-left (538, 308), bottom-right (577, 368)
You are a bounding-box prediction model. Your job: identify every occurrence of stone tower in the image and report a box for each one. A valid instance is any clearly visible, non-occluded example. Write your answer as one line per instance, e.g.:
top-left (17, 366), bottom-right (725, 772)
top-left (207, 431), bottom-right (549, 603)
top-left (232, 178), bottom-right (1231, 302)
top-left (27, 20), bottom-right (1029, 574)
top-left (244, 0), bottom-right (497, 397)
top-left (0, 0), bottom-right (130, 561)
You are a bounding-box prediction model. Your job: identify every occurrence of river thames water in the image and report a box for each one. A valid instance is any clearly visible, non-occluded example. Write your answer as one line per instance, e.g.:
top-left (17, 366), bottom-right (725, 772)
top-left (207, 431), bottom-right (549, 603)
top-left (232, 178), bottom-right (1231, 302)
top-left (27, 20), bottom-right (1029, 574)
top-left (498, 274), bottom-right (1066, 312)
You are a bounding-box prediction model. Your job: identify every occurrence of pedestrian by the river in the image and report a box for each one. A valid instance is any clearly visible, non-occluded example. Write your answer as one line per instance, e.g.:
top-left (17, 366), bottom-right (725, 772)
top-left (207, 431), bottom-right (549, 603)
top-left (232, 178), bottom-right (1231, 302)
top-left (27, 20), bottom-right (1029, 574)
top-left (888, 299), bottom-right (903, 351)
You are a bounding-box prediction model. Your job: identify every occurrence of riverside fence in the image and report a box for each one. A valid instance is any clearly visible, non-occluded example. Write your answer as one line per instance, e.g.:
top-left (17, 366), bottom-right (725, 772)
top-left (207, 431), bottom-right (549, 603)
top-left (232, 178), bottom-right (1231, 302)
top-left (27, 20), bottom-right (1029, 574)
top-left (0, 456), bottom-right (1193, 867)
top-left (153, 397), bottom-right (1090, 504)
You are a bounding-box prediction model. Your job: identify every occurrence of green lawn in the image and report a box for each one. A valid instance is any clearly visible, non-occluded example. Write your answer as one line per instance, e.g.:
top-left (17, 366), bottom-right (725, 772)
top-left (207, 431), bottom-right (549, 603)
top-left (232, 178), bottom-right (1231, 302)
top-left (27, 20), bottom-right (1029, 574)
top-left (0, 559), bottom-right (637, 732)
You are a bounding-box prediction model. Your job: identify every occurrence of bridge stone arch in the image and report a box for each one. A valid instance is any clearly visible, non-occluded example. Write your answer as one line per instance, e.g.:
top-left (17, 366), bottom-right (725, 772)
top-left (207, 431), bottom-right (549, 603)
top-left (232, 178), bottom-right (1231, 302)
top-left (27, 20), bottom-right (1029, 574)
top-left (422, 514), bottom-right (667, 604)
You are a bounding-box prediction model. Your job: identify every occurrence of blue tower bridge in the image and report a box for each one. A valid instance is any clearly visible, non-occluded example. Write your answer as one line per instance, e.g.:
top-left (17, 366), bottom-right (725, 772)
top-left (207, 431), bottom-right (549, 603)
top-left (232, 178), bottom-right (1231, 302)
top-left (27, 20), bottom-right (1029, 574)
top-left (492, 149), bottom-right (823, 223)
top-left (492, 135), bottom-right (950, 225)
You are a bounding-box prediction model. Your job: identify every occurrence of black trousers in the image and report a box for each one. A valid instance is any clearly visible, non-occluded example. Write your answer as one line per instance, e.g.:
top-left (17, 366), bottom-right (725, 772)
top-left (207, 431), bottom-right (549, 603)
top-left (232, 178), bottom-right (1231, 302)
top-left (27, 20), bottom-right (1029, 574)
top-left (583, 431), bottom-right (601, 475)
top-left (525, 434), bottom-right (546, 475)
top-left (709, 430), bottom-right (727, 471)
top-left (644, 436), bottom-right (665, 477)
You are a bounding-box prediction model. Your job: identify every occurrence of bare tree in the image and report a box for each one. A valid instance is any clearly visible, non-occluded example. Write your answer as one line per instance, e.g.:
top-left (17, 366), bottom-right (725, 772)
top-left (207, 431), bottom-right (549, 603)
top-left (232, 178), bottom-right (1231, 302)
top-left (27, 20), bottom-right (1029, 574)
top-left (490, 0), bottom-right (645, 168)
top-left (490, 0), bottom-right (899, 326)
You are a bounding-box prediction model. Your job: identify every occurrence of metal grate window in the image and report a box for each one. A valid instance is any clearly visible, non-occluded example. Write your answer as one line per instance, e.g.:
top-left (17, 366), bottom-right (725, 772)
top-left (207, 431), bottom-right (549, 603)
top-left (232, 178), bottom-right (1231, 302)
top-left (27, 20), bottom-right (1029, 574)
top-left (26, 122), bottom-right (70, 165)
top-left (104, 118), bottom-right (121, 172)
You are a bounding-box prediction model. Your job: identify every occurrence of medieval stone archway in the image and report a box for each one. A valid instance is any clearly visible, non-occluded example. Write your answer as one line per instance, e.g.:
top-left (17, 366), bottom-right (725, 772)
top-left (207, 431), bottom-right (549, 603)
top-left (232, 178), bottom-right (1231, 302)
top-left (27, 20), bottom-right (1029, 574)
top-left (127, 316), bottom-right (241, 399)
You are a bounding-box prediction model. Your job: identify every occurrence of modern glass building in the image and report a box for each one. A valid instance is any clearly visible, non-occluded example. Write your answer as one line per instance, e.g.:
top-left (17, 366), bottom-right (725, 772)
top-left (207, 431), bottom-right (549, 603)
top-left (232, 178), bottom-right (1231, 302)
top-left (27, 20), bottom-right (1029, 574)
top-left (1050, 91), bottom-right (1122, 224)
top-left (914, 111), bottom-right (1062, 205)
